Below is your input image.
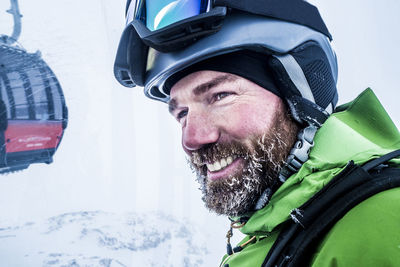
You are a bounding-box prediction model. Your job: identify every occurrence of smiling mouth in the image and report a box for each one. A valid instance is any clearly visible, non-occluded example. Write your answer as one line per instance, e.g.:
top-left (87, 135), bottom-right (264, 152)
top-left (206, 156), bottom-right (236, 172)
top-left (206, 156), bottom-right (244, 181)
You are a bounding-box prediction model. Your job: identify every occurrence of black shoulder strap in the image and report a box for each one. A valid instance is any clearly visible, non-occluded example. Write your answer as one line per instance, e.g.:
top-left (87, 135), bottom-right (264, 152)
top-left (263, 149), bottom-right (400, 267)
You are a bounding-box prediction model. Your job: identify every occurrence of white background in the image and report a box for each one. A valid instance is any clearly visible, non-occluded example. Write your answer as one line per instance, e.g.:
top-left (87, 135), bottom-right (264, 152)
top-left (0, 0), bottom-right (398, 265)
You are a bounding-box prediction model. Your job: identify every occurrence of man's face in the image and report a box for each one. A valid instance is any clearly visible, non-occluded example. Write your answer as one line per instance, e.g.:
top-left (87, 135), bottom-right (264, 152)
top-left (169, 70), bottom-right (298, 216)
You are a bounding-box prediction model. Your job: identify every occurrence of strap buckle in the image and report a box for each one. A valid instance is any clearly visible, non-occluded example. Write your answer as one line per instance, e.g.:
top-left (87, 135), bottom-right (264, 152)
top-left (279, 126), bottom-right (317, 182)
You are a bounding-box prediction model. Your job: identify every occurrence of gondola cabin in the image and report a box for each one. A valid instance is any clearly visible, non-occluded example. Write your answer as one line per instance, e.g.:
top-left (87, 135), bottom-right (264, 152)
top-left (0, 43), bottom-right (68, 174)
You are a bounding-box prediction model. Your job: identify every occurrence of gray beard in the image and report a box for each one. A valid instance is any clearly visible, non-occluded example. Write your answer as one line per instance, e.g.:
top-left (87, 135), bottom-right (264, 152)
top-left (188, 112), bottom-right (298, 217)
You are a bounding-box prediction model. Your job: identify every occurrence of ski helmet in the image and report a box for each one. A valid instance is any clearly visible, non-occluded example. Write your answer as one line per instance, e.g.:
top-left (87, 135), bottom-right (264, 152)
top-left (114, 0), bottom-right (338, 127)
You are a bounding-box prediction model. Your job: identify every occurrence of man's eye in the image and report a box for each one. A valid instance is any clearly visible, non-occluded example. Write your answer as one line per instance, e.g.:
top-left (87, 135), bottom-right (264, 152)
top-left (213, 92), bottom-right (232, 102)
top-left (177, 110), bottom-right (188, 120)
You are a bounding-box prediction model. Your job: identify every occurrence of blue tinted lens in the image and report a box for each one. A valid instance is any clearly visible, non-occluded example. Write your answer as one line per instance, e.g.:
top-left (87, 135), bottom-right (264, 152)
top-left (145, 0), bottom-right (208, 31)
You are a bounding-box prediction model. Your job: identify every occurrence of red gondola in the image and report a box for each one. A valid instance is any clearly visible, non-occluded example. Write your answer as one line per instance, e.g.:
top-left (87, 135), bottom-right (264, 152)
top-left (0, 0), bottom-right (68, 174)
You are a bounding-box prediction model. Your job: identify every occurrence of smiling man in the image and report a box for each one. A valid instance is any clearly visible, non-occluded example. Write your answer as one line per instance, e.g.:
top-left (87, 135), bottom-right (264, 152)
top-left (114, 0), bottom-right (400, 266)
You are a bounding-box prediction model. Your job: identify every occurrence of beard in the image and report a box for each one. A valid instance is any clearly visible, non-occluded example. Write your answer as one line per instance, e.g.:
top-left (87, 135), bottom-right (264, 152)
top-left (188, 108), bottom-right (299, 217)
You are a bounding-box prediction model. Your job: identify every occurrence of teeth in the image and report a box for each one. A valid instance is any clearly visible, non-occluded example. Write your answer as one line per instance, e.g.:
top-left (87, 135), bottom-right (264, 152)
top-left (207, 156), bottom-right (236, 172)
top-left (220, 158), bottom-right (227, 168)
top-left (207, 163), bottom-right (215, 172)
top-left (213, 161), bottom-right (221, 171)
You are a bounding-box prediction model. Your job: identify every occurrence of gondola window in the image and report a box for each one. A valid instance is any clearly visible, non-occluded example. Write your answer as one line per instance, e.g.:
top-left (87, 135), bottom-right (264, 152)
top-left (7, 71), bottom-right (30, 120)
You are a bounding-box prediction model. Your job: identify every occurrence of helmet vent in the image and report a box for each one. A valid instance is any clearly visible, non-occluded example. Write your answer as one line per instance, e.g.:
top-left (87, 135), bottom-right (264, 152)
top-left (303, 60), bottom-right (335, 109)
top-left (118, 70), bottom-right (135, 87)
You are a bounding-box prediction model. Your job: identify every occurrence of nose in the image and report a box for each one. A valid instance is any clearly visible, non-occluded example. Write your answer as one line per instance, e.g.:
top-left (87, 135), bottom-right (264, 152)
top-left (182, 110), bottom-right (219, 153)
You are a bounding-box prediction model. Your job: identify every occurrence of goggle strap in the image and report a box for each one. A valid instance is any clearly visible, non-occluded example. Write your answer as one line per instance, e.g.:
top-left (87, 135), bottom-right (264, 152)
top-left (214, 0), bottom-right (332, 40)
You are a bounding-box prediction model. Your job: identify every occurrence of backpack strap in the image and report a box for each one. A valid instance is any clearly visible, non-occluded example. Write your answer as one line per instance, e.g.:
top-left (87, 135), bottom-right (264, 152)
top-left (262, 149), bottom-right (400, 267)
top-left (362, 149), bottom-right (400, 171)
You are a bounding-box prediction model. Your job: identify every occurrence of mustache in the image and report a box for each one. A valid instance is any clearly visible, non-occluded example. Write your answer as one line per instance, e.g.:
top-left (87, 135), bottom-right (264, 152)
top-left (188, 132), bottom-right (289, 179)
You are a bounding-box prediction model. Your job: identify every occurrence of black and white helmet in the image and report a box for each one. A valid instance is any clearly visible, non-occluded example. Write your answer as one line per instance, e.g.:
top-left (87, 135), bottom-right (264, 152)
top-left (114, 0), bottom-right (338, 127)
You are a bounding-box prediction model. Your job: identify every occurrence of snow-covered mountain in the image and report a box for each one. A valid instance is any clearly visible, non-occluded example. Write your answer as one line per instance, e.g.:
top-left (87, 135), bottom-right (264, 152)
top-left (0, 211), bottom-right (210, 267)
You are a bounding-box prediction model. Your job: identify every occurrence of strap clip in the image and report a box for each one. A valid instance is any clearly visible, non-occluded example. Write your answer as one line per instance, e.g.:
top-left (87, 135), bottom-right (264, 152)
top-left (279, 126), bottom-right (317, 182)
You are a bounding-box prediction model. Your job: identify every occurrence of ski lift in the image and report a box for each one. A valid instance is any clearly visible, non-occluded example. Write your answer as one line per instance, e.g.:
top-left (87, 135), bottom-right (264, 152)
top-left (0, 0), bottom-right (68, 174)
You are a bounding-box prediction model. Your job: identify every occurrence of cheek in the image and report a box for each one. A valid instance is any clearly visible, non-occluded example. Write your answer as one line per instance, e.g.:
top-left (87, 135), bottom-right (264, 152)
top-left (219, 103), bottom-right (277, 139)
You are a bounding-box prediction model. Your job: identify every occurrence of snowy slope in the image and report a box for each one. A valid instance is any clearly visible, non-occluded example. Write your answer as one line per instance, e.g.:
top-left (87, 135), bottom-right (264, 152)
top-left (0, 211), bottom-right (209, 267)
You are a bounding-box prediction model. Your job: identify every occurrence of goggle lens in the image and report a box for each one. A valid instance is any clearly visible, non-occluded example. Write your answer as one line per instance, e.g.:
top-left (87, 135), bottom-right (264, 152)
top-left (127, 0), bottom-right (210, 31)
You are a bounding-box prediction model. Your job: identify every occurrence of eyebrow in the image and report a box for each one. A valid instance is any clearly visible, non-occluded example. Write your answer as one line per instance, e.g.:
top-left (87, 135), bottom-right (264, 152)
top-left (168, 74), bottom-right (238, 114)
top-left (168, 99), bottom-right (178, 114)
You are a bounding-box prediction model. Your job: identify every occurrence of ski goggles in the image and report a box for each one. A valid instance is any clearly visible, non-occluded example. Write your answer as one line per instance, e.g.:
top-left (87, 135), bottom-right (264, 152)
top-left (125, 0), bottom-right (227, 52)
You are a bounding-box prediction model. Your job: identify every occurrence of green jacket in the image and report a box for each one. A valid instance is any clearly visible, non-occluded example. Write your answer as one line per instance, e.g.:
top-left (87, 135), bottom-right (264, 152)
top-left (220, 89), bottom-right (400, 267)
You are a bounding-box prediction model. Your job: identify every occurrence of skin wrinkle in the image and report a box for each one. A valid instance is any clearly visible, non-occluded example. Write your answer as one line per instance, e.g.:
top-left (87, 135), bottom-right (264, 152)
top-left (170, 70), bottom-right (299, 216)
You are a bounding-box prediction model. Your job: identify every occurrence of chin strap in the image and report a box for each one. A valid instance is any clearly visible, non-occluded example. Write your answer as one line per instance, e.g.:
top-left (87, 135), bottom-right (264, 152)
top-left (279, 125), bottom-right (317, 182)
